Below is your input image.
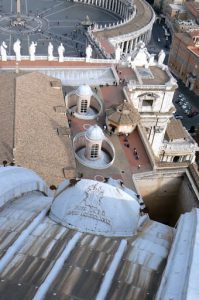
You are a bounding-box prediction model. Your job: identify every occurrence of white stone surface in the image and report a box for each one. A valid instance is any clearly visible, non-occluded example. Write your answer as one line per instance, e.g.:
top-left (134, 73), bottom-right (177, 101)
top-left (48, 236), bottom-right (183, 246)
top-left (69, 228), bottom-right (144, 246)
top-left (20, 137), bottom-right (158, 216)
top-left (0, 41), bottom-right (7, 61)
top-left (86, 44), bottom-right (92, 61)
top-left (58, 43), bottom-right (65, 62)
top-left (13, 39), bottom-right (21, 61)
top-left (186, 209), bottom-right (199, 300)
top-left (0, 166), bottom-right (51, 208)
top-left (29, 41), bottom-right (37, 61)
top-left (50, 179), bottom-right (140, 237)
top-left (131, 42), bottom-right (150, 68)
top-left (115, 44), bottom-right (122, 62)
top-left (86, 124), bottom-right (104, 141)
top-left (48, 42), bottom-right (54, 61)
top-left (156, 209), bottom-right (199, 300)
top-left (77, 147), bottom-right (111, 168)
top-left (76, 84), bottom-right (93, 96)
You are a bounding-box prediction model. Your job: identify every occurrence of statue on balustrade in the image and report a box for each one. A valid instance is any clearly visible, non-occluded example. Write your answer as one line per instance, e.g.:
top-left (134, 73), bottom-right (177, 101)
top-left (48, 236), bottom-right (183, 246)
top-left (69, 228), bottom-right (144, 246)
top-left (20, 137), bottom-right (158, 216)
top-left (48, 42), bottom-right (54, 61)
top-left (58, 43), bottom-right (65, 62)
top-left (158, 49), bottom-right (166, 65)
top-left (115, 44), bottom-right (122, 62)
top-left (13, 39), bottom-right (21, 61)
top-left (86, 44), bottom-right (92, 61)
top-left (29, 41), bottom-right (37, 61)
top-left (0, 41), bottom-right (7, 61)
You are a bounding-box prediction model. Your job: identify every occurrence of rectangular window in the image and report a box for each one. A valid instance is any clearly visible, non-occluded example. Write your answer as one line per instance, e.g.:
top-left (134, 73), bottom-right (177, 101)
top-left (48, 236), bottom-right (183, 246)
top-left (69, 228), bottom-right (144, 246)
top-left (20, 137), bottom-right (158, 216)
top-left (91, 144), bottom-right (99, 158)
top-left (81, 100), bottom-right (88, 113)
top-left (142, 100), bottom-right (153, 107)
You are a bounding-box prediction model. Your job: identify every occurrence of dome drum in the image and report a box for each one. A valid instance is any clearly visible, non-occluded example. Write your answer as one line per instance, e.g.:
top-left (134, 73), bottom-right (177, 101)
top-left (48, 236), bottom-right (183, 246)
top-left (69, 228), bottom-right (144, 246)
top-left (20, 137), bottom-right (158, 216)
top-left (73, 127), bottom-right (115, 169)
top-left (65, 86), bottom-right (103, 120)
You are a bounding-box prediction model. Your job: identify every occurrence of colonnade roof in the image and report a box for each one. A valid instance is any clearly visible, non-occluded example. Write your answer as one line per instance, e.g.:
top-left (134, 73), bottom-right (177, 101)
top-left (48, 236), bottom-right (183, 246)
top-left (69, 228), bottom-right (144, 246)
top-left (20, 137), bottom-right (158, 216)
top-left (93, 0), bottom-right (155, 53)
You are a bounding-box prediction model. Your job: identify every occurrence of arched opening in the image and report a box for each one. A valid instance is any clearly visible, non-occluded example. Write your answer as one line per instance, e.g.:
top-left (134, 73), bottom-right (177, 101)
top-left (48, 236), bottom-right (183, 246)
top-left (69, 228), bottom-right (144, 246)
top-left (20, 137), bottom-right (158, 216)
top-left (80, 99), bottom-right (88, 113)
top-left (50, 185), bottom-right (57, 190)
top-left (173, 156), bottom-right (180, 163)
top-left (90, 144), bottom-right (99, 159)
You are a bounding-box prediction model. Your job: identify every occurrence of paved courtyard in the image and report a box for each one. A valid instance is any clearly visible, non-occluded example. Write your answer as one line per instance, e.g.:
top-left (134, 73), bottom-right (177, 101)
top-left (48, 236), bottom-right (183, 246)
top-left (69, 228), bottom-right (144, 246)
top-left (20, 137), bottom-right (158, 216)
top-left (0, 0), bottom-right (120, 56)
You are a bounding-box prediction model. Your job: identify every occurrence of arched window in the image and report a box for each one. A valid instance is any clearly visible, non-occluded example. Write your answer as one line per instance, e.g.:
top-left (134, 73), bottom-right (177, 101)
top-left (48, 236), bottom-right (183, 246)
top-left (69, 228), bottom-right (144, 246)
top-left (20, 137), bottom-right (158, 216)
top-left (91, 144), bottom-right (99, 158)
top-left (81, 99), bottom-right (88, 113)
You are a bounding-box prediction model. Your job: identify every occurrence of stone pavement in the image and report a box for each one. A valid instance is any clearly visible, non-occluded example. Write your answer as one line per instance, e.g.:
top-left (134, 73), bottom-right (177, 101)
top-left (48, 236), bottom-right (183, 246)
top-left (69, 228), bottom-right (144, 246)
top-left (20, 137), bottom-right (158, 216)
top-left (118, 129), bottom-right (152, 173)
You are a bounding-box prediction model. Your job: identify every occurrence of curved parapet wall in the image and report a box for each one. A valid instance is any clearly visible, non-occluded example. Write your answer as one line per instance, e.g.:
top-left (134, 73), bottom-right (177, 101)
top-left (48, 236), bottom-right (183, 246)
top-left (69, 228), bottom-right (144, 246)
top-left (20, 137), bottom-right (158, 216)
top-left (0, 166), bottom-right (52, 208)
top-left (73, 0), bottom-right (155, 57)
top-left (73, 132), bottom-right (115, 169)
top-left (65, 91), bottom-right (104, 120)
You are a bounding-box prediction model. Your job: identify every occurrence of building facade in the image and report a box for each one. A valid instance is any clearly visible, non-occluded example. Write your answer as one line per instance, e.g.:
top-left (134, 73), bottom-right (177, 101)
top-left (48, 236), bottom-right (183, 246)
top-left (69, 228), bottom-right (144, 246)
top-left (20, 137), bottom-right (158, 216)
top-left (168, 31), bottom-right (199, 95)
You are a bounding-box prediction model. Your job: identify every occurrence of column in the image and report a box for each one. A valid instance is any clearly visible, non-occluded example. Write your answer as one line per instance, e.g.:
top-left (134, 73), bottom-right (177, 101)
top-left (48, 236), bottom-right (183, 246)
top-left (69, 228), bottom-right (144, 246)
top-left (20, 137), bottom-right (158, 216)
top-left (125, 7), bottom-right (128, 18)
top-left (135, 37), bottom-right (138, 47)
top-left (122, 3), bottom-right (124, 18)
top-left (120, 3), bottom-right (123, 16)
top-left (115, 0), bottom-right (118, 14)
top-left (125, 41), bottom-right (129, 54)
top-left (111, 0), bottom-right (115, 12)
top-left (129, 40), bottom-right (134, 53)
top-left (147, 29), bottom-right (152, 43)
top-left (119, 2), bottom-right (122, 16)
top-left (17, 0), bottom-right (21, 15)
top-left (121, 42), bottom-right (124, 53)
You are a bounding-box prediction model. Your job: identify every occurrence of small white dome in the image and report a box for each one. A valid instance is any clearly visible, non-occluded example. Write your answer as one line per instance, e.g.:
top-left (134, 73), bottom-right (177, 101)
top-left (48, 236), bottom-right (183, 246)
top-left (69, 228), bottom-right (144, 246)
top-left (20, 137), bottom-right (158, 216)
top-left (86, 125), bottom-right (104, 141)
top-left (50, 179), bottom-right (140, 237)
top-left (76, 85), bottom-right (93, 96)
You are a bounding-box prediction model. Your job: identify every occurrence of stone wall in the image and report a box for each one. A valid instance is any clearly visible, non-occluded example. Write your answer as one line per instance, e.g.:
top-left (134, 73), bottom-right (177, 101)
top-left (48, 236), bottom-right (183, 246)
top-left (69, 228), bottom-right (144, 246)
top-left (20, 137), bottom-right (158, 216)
top-left (133, 169), bottom-right (199, 226)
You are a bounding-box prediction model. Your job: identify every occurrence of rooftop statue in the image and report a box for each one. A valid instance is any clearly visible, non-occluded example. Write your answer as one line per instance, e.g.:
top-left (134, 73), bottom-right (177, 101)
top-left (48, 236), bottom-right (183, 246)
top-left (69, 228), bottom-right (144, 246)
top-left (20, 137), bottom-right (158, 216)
top-left (29, 41), bottom-right (37, 61)
top-left (58, 43), bottom-right (65, 62)
top-left (158, 49), bottom-right (166, 65)
top-left (48, 42), bottom-right (54, 61)
top-left (131, 41), bottom-right (150, 67)
top-left (0, 41), bottom-right (7, 61)
top-left (115, 44), bottom-right (122, 62)
top-left (86, 44), bottom-right (92, 61)
top-left (13, 39), bottom-right (21, 61)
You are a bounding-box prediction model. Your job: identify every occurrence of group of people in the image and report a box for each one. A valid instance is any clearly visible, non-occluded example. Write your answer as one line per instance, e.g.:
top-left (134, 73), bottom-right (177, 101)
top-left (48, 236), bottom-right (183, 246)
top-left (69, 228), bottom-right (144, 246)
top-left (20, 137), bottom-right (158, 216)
top-left (123, 137), bottom-right (141, 169)
top-left (133, 148), bottom-right (141, 168)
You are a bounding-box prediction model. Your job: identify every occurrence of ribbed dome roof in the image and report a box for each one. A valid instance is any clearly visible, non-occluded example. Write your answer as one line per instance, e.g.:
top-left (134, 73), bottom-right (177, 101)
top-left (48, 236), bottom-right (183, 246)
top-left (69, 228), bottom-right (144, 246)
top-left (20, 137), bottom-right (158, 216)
top-left (0, 166), bottom-right (51, 206)
top-left (50, 179), bottom-right (140, 237)
top-left (76, 85), bottom-right (93, 96)
top-left (86, 125), bottom-right (104, 141)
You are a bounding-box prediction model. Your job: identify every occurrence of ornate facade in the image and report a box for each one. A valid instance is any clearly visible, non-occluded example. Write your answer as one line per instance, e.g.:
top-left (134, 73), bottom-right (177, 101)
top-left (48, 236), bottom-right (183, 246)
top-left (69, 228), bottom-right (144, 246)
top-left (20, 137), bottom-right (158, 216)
top-left (123, 42), bottom-right (198, 163)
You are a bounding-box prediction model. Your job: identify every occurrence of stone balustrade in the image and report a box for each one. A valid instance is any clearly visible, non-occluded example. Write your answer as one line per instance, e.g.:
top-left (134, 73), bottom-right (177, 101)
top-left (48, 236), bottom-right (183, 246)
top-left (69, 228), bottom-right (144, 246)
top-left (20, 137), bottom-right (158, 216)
top-left (73, 131), bottom-right (115, 169)
top-left (160, 141), bottom-right (199, 153)
top-left (0, 55), bottom-right (116, 64)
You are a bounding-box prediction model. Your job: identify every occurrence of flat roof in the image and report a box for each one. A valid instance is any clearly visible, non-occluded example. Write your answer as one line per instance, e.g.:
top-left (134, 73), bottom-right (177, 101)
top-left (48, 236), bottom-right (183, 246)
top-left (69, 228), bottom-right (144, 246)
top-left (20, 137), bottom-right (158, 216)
top-left (166, 119), bottom-right (188, 141)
